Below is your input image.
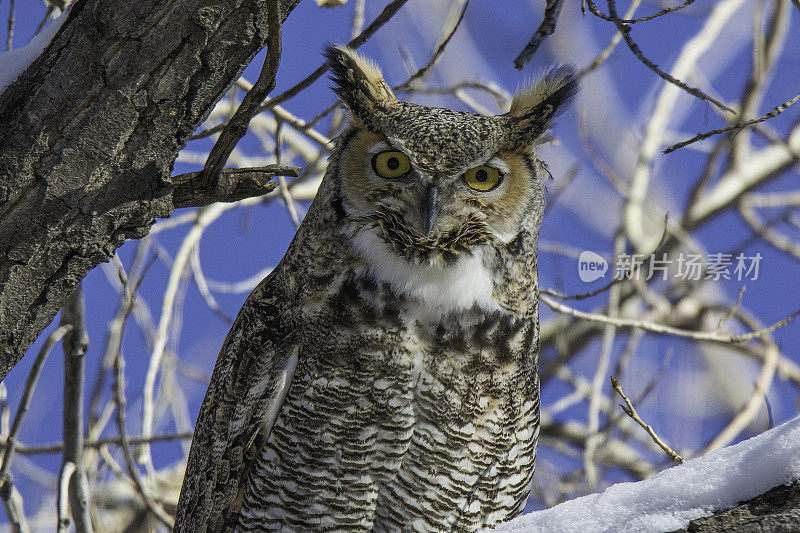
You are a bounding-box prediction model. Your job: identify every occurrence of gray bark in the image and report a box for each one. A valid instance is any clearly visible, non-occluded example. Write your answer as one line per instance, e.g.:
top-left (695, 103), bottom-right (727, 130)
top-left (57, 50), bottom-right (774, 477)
top-left (0, 0), bottom-right (300, 380)
top-left (59, 286), bottom-right (91, 532)
top-left (672, 481), bottom-right (800, 533)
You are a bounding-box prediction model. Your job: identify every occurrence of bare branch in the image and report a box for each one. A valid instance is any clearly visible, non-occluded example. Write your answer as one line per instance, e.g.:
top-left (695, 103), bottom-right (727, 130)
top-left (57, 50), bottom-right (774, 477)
top-left (514, 0), bottom-right (567, 69)
top-left (585, 0), bottom-right (697, 23)
top-left (541, 294), bottom-right (800, 344)
top-left (0, 325), bottom-right (72, 530)
top-left (59, 286), bottom-right (92, 533)
top-left (56, 462), bottom-right (76, 532)
top-left (195, 1), bottom-right (283, 197)
top-left (394, 0), bottom-right (470, 90)
top-left (603, 0), bottom-right (734, 114)
top-left (664, 89), bottom-right (800, 153)
top-left (610, 376), bottom-right (684, 463)
top-left (263, 0), bottom-right (410, 109)
top-left (0, 432), bottom-right (195, 457)
top-left (5, 0), bottom-right (15, 52)
top-left (579, 0), bottom-right (643, 77)
top-left (170, 164), bottom-right (300, 209)
top-left (112, 331), bottom-right (173, 527)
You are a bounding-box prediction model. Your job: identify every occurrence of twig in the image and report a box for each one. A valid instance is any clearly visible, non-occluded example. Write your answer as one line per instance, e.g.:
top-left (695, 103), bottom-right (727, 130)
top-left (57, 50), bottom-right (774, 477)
top-left (664, 89), bottom-right (800, 153)
top-left (189, 244), bottom-right (233, 323)
top-left (0, 432), bottom-right (195, 456)
top-left (610, 376), bottom-right (684, 463)
top-left (401, 80), bottom-right (511, 108)
top-left (579, 0), bottom-right (643, 77)
top-left (585, 0), bottom-right (697, 23)
top-left (194, 2), bottom-right (283, 202)
top-left (274, 119), bottom-right (302, 228)
top-left (56, 461), bottom-right (76, 532)
top-left (541, 294), bottom-right (800, 344)
top-left (394, 0), bottom-right (470, 90)
top-left (6, 0), bottom-right (15, 51)
top-left (351, 0), bottom-right (366, 39)
top-left (89, 246), bottom-right (155, 430)
top-left (59, 286), bottom-right (92, 533)
top-left (140, 198), bottom-right (263, 468)
top-left (0, 325), bottom-right (72, 482)
top-left (603, 0), bottom-right (734, 114)
top-left (112, 331), bottom-right (173, 527)
top-left (717, 286), bottom-right (746, 331)
top-left (262, 0), bottom-right (409, 110)
top-left (514, 0), bottom-right (567, 69)
top-left (0, 324), bottom-right (72, 528)
top-left (584, 235), bottom-right (624, 485)
top-left (170, 164), bottom-right (300, 208)
top-left (34, 4), bottom-right (55, 35)
top-left (542, 213), bottom-right (669, 301)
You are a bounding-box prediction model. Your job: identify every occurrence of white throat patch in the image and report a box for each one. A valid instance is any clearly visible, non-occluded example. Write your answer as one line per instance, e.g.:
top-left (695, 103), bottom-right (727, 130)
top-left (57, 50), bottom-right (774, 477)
top-left (349, 227), bottom-right (501, 316)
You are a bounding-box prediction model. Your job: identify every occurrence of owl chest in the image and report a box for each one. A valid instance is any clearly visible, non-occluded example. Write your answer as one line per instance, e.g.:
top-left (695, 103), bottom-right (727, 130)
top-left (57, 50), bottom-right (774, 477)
top-left (295, 267), bottom-right (538, 424)
top-left (240, 279), bottom-right (538, 529)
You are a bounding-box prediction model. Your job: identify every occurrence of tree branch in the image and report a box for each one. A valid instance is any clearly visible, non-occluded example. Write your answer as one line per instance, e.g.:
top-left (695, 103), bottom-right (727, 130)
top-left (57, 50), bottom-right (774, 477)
top-left (514, 0), bottom-right (567, 69)
top-left (197, 1), bottom-right (283, 191)
top-left (665, 89), bottom-right (800, 153)
top-left (0, 325), bottom-right (72, 523)
top-left (59, 286), bottom-right (92, 533)
top-left (611, 376), bottom-right (684, 463)
top-left (0, 0), bottom-right (302, 381)
top-left (170, 164), bottom-right (300, 209)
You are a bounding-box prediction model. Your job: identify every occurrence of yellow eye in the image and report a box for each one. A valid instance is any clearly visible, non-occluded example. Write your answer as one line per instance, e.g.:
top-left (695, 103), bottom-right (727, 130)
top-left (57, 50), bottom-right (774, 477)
top-left (464, 165), bottom-right (502, 191)
top-left (372, 151), bottom-right (411, 179)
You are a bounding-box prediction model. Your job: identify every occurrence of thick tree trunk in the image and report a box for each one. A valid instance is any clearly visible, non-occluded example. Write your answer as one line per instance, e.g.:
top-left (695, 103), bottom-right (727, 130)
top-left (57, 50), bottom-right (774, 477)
top-left (0, 0), bottom-right (299, 380)
top-left (674, 481), bottom-right (800, 533)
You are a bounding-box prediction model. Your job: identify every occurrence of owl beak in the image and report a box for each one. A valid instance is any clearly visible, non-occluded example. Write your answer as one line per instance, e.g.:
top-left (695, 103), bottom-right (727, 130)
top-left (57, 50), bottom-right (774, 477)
top-left (421, 185), bottom-right (439, 235)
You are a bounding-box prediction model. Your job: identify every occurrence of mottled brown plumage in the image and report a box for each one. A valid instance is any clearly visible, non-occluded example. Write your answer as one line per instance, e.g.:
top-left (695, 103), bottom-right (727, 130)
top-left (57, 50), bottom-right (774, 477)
top-left (175, 45), bottom-right (577, 532)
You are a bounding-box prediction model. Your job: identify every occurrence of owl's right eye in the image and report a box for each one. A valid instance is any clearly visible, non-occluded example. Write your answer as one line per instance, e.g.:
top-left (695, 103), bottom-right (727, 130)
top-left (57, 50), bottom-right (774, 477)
top-left (372, 151), bottom-right (411, 179)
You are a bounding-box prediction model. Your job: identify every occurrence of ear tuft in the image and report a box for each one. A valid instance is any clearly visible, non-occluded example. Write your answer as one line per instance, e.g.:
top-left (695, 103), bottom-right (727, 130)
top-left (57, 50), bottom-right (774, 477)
top-left (323, 45), bottom-right (397, 130)
top-left (509, 66), bottom-right (579, 118)
top-left (505, 66), bottom-right (578, 149)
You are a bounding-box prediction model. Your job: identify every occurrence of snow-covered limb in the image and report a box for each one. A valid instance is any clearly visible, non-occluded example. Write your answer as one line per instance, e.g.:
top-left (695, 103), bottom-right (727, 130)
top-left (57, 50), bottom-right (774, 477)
top-left (496, 417), bottom-right (800, 532)
top-left (0, 7), bottom-right (69, 94)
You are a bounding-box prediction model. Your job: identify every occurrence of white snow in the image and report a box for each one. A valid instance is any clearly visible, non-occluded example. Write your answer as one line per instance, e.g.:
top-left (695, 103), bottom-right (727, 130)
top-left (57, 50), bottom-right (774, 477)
top-left (0, 7), bottom-right (71, 93)
top-left (496, 416), bottom-right (800, 533)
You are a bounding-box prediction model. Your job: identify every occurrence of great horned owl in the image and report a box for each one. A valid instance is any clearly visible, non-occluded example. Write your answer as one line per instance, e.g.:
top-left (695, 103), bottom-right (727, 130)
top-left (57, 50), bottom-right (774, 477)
top-left (174, 46), bottom-right (577, 532)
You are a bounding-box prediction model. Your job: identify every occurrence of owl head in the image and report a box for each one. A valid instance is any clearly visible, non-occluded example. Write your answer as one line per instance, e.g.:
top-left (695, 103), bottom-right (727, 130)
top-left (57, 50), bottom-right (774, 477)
top-left (323, 45), bottom-right (577, 271)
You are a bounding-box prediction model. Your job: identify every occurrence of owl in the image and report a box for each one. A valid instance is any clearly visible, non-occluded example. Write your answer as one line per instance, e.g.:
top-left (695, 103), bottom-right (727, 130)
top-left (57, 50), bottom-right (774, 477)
top-left (174, 45), bottom-right (577, 532)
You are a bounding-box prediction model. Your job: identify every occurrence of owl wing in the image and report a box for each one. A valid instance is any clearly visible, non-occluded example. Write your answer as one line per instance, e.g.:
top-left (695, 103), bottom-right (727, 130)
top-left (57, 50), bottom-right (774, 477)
top-left (173, 272), bottom-right (299, 532)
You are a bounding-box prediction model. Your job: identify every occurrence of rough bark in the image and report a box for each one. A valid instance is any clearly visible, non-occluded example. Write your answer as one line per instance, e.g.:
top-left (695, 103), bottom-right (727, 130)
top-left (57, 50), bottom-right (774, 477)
top-left (673, 481), bottom-right (800, 533)
top-left (0, 0), bottom-right (300, 380)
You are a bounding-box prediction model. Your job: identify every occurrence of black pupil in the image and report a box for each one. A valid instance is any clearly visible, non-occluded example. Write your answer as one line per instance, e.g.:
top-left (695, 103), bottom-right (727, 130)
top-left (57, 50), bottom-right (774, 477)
top-left (475, 169), bottom-right (489, 182)
top-left (387, 157), bottom-right (400, 170)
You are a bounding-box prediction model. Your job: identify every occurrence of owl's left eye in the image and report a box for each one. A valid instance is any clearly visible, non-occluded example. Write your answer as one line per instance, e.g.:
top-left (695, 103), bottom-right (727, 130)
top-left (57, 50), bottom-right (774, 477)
top-left (372, 151), bottom-right (411, 179)
top-left (464, 165), bottom-right (502, 192)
